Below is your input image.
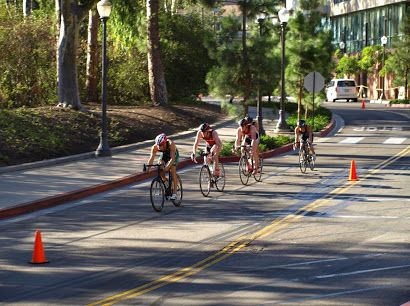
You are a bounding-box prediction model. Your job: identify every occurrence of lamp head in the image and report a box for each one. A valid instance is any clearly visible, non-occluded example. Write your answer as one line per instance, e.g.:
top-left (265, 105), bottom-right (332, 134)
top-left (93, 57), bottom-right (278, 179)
top-left (381, 36), bottom-right (387, 46)
top-left (97, 0), bottom-right (112, 19)
top-left (278, 8), bottom-right (289, 24)
top-left (339, 41), bottom-right (345, 50)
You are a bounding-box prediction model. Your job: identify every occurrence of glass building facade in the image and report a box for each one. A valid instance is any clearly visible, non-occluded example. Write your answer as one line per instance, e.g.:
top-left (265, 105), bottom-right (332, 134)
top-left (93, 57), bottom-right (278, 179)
top-left (330, 2), bottom-right (408, 53)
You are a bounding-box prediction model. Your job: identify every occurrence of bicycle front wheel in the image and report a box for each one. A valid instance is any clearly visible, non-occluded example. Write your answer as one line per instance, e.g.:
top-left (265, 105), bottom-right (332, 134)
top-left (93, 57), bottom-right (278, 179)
top-left (309, 155), bottom-right (315, 170)
top-left (215, 163), bottom-right (226, 192)
top-left (150, 177), bottom-right (164, 212)
top-left (239, 156), bottom-right (250, 185)
top-left (299, 150), bottom-right (307, 174)
top-left (172, 174), bottom-right (183, 206)
top-left (199, 165), bottom-right (211, 197)
top-left (254, 153), bottom-right (263, 182)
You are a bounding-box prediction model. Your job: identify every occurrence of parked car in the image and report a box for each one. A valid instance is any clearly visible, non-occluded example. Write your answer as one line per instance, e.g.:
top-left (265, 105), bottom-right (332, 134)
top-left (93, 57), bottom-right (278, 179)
top-left (326, 79), bottom-right (358, 102)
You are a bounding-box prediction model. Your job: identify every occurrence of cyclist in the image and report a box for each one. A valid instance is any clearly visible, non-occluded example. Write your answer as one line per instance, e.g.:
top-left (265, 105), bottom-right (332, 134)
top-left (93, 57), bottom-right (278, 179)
top-left (191, 123), bottom-right (222, 176)
top-left (145, 133), bottom-right (179, 200)
top-left (294, 119), bottom-right (316, 160)
top-left (233, 117), bottom-right (260, 174)
top-left (245, 115), bottom-right (260, 134)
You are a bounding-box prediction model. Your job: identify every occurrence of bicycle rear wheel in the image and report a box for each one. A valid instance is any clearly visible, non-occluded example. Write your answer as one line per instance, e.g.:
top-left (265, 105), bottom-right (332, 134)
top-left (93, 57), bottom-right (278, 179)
top-left (299, 150), bottom-right (307, 174)
top-left (199, 165), bottom-right (211, 197)
top-left (150, 177), bottom-right (164, 212)
top-left (215, 163), bottom-right (226, 192)
top-left (239, 156), bottom-right (250, 185)
top-left (254, 153), bottom-right (263, 182)
top-left (171, 174), bottom-right (183, 206)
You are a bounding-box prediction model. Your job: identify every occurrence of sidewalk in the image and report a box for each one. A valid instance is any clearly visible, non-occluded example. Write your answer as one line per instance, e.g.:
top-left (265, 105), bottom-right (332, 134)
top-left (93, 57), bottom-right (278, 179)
top-left (0, 102), bottom-right (292, 219)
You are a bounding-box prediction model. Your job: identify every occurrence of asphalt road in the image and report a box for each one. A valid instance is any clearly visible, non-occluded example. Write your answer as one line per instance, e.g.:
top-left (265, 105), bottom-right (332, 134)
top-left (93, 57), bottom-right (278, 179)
top-left (0, 102), bottom-right (409, 305)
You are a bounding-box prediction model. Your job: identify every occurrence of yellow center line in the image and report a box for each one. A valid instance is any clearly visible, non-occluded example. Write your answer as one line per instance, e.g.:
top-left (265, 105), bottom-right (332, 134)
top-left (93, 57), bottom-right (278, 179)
top-left (86, 145), bottom-right (410, 306)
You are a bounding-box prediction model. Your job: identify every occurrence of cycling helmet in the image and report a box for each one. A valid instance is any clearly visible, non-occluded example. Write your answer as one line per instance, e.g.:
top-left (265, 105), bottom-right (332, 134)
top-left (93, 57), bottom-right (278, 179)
top-left (297, 119), bottom-right (306, 127)
top-left (155, 133), bottom-right (167, 146)
top-left (245, 116), bottom-right (253, 123)
top-left (238, 118), bottom-right (248, 127)
top-left (199, 123), bottom-right (210, 132)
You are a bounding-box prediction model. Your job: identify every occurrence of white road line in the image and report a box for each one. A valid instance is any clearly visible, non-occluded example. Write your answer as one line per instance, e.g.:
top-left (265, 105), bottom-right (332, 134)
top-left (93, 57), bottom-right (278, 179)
top-left (383, 137), bottom-right (406, 144)
top-left (338, 137), bottom-right (364, 144)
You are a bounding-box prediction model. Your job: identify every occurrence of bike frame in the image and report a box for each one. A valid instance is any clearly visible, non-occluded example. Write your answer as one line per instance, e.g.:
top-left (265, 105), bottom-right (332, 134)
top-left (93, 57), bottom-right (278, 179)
top-left (144, 164), bottom-right (173, 198)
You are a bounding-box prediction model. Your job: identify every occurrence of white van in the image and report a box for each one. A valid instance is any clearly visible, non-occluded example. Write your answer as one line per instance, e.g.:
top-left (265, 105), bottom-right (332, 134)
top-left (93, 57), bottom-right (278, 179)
top-left (326, 79), bottom-right (358, 102)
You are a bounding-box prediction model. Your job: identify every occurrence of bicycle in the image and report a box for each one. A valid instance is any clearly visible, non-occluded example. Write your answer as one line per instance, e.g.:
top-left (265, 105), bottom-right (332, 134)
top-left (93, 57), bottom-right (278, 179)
top-left (143, 164), bottom-right (183, 212)
top-left (234, 145), bottom-right (263, 185)
top-left (193, 152), bottom-right (226, 197)
top-left (294, 140), bottom-right (315, 173)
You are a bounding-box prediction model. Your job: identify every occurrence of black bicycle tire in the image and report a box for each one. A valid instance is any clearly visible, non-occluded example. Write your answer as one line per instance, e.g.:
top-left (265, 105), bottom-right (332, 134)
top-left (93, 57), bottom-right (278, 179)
top-left (199, 165), bottom-right (211, 197)
top-left (239, 155), bottom-right (250, 185)
top-left (172, 174), bottom-right (183, 206)
top-left (254, 153), bottom-right (263, 182)
top-left (309, 155), bottom-right (315, 170)
top-left (299, 150), bottom-right (307, 174)
top-left (150, 177), bottom-right (164, 212)
top-left (215, 163), bottom-right (226, 192)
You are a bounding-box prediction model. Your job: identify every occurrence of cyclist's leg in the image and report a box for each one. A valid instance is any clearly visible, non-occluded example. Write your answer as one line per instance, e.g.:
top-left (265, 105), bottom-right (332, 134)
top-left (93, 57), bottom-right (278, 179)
top-left (158, 157), bottom-right (166, 181)
top-left (170, 166), bottom-right (178, 195)
top-left (211, 145), bottom-right (220, 175)
top-left (251, 139), bottom-right (259, 172)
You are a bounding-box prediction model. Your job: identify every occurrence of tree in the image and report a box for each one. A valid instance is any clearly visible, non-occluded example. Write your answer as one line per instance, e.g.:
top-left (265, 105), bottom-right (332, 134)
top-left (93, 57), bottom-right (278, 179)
top-left (146, 0), bottom-right (168, 105)
top-left (286, 0), bottom-right (334, 119)
top-left (57, 0), bottom-right (98, 109)
top-left (85, 6), bottom-right (99, 102)
top-left (383, 11), bottom-right (410, 100)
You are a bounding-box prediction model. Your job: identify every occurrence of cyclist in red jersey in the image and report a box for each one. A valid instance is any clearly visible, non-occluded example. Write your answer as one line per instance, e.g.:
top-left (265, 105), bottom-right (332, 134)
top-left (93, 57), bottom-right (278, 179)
top-left (191, 123), bottom-right (222, 176)
top-left (233, 117), bottom-right (260, 174)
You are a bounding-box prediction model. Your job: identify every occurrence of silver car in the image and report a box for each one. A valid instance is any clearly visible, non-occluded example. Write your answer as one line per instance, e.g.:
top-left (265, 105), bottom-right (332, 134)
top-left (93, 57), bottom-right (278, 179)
top-left (326, 79), bottom-right (358, 102)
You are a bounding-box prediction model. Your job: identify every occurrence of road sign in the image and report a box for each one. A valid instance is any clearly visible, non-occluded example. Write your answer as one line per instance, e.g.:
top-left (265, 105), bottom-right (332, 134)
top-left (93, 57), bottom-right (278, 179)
top-left (304, 72), bottom-right (324, 93)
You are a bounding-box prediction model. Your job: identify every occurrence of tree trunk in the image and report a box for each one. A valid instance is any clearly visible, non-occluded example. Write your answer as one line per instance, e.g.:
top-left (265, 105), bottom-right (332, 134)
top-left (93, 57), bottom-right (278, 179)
top-left (85, 7), bottom-right (99, 102)
top-left (241, 0), bottom-right (250, 116)
top-left (23, 0), bottom-right (31, 17)
top-left (57, 0), bottom-right (96, 109)
top-left (55, 0), bottom-right (61, 81)
top-left (147, 0), bottom-right (168, 106)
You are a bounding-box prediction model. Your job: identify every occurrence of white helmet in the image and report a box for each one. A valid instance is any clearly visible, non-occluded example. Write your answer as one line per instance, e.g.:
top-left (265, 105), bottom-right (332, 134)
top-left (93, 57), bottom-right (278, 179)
top-left (155, 133), bottom-right (167, 146)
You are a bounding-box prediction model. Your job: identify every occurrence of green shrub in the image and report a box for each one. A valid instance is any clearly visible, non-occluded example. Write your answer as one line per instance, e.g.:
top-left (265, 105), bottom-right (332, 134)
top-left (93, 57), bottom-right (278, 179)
top-left (286, 106), bottom-right (332, 132)
top-left (0, 11), bottom-right (57, 108)
top-left (219, 135), bottom-right (294, 157)
top-left (389, 99), bottom-right (409, 104)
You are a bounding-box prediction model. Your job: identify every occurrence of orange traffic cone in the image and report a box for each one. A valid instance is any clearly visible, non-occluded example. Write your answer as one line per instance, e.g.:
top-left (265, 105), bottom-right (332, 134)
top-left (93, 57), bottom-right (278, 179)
top-left (362, 100), bottom-right (365, 109)
top-left (29, 231), bottom-right (49, 264)
top-left (347, 160), bottom-right (358, 181)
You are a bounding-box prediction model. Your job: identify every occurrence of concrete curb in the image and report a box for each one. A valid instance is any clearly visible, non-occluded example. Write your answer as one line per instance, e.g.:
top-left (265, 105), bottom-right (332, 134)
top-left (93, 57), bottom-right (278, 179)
top-left (0, 116), bottom-right (333, 220)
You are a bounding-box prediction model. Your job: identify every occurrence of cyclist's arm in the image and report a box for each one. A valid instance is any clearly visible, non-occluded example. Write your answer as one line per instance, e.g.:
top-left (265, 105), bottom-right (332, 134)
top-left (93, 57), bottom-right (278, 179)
top-left (294, 127), bottom-right (300, 142)
top-left (165, 140), bottom-right (177, 172)
top-left (147, 145), bottom-right (158, 167)
top-left (234, 128), bottom-right (242, 149)
top-left (212, 130), bottom-right (222, 155)
top-left (192, 130), bottom-right (202, 156)
top-left (308, 126), bottom-right (313, 143)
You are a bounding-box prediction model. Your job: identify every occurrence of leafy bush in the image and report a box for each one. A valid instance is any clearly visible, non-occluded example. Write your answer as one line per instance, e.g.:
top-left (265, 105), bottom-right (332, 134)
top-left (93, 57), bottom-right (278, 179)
top-left (287, 106), bottom-right (332, 132)
top-left (0, 10), bottom-right (57, 108)
top-left (389, 99), bottom-right (409, 104)
top-left (219, 135), bottom-right (294, 157)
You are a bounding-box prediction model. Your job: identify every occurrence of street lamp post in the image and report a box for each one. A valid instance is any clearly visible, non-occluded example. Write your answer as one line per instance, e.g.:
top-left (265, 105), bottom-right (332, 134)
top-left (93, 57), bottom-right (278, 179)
top-left (255, 13), bottom-right (266, 135)
top-left (95, 0), bottom-right (112, 158)
top-left (275, 7), bottom-right (290, 132)
top-left (380, 35), bottom-right (387, 100)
